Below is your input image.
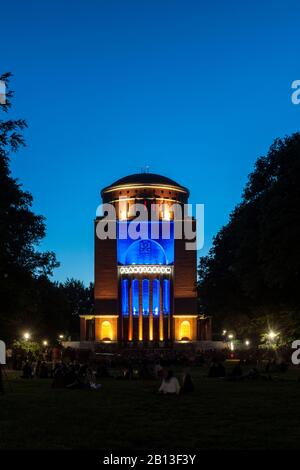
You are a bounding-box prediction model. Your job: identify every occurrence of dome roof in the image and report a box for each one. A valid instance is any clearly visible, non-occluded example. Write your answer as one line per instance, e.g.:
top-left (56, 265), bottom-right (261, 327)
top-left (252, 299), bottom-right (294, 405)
top-left (101, 172), bottom-right (189, 196)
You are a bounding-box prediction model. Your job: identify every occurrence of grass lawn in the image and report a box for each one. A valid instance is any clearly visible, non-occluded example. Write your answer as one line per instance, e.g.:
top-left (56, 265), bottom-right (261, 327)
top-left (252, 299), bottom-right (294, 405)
top-left (1, 366), bottom-right (300, 450)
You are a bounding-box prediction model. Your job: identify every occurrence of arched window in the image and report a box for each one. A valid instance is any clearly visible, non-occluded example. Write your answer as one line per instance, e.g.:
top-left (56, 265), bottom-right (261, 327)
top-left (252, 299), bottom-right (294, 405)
top-left (180, 320), bottom-right (191, 341)
top-left (121, 279), bottom-right (129, 316)
top-left (101, 321), bottom-right (113, 341)
top-left (152, 279), bottom-right (160, 316)
top-left (132, 279), bottom-right (139, 316)
top-left (142, 279), bottom-right (149, 315)
top-left (163, 279), bottom-right (170, 314)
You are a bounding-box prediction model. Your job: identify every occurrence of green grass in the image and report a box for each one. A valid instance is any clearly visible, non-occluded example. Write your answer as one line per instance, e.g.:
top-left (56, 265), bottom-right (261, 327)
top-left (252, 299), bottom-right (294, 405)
top-left (1, 367), bottom-right (300, 450)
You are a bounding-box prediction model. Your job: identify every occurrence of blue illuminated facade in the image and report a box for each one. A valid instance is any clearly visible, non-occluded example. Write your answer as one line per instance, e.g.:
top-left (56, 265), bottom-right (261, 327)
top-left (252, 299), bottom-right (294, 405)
top-left (87, 171), bottom-right (211, 347)
top-left (142, 279), bottom-right (150, 315)
top-left (117, 221), bottom-right (174, 265)
top-left (118, 220), bottom-right (173, 319)
top-left (152, 279), bottom-right (160, 316)
top-left (131, 279), bottom-right (139, 316)
top-left (121, 279), bottom-right (129, 316)
top-left (163, 279), bottom-right (170, 314)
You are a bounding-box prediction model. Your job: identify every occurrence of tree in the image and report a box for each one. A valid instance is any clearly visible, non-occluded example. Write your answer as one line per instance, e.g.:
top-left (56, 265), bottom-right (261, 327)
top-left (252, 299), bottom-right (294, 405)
top-left (198, 133), bottom-right (300, 343)
top-left (0, 73), bottom-right (59, 341)
top-left (58, 279), bottom-right (94, 339)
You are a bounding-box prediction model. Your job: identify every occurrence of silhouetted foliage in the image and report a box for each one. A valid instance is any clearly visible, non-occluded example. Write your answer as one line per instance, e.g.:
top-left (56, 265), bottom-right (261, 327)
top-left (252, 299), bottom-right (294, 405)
top-left (58, 279), bottom-right (94, 339)
top-left (0, 74), bottom-right (94, 343)
top-left (198, 133), bottom-right (300, 342)
top-left (0, 73), bottom-right (59, 341)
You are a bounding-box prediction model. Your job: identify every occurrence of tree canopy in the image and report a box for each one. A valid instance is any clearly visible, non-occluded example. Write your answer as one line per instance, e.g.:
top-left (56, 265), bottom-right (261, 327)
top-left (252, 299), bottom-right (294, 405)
top-left (198, 133), bottom-right (300, 343)
top-left (0, 73), bottom-right (93, 342)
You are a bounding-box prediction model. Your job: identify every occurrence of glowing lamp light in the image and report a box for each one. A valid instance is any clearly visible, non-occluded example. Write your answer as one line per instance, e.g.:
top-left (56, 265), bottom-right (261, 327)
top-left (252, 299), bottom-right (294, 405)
top-left (228, 334), bottom-right (234, 340)
top-left (267, 330), bottom-right (278, 340)
top-left (59, 334), bottom-right (64, 340)
top-left (245, 340), bottom-right (250, 346)
top-left (222, 330), bottom-right (227, 335)
top-left (23, 332), bottom-right (30, 341)
top-left (43, 340), bottom-right (48, 346)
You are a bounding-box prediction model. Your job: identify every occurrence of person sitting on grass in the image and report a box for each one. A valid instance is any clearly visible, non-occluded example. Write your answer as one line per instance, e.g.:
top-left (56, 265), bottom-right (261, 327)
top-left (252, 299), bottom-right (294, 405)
top-left (208, 360), bottom-right (226, 378)
top-left (21, 361), bottom-right (33, 379)
top-left (230, 361), bottom-right (243, 379)
top-left (181, 369), bottom-right (194, 393)
top-left (66, 363), bottom-right (88, 389)
top-left (208, 359), bottom-right (218, 378)
top-left (158, 369), bottom-right (180, 395)
top-left (244, 367), bottom-right (261, 380)
top-left (52, 362), bottom-right (67, 388)
top-left (39, 361), bottom-right (49, 379)
top-left (154, 361), bottom-right (163, 378)
top-left (86, 367), bottom-right (101, 390)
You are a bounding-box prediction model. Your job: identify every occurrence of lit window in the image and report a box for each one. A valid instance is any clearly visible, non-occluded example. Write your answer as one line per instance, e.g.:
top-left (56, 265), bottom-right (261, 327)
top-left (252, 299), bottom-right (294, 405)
top-left (180, 321), bottom-right (191, 341)
top-left (101, 321), bottom-right (112, 341)
top-left (152, 279), bottom-right (160, 316)
top-left (142, 279), bottom-right (149, 316)
top-left (132, 279), bottom-right (139, 316)
top-left (119, 198), bottom-right (127, 220)
top-left (163, 279), bottom-right (170, 314)
top-left (121, 279), bottom-right (129, 316)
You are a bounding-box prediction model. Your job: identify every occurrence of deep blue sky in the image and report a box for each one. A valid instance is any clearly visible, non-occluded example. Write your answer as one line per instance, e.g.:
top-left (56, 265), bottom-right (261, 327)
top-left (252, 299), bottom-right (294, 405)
top-left (1, 0), bottom-right (300, 284)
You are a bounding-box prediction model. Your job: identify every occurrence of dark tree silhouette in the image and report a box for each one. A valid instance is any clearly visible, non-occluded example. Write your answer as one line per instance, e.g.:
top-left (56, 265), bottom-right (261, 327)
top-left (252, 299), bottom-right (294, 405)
top-left (0, 73), bottom-right (59, 341)
top-left (198, 133), bottom-right (300, 343)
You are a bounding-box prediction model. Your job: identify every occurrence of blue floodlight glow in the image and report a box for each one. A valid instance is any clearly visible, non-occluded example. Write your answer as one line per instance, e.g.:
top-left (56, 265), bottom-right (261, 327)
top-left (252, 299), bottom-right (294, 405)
top-left (152, 279), bottom-right (160, 316)
top-left (117, 221), bottom-right (174, 265)
top-left (132, 279), bottom-right (139, 316)
top-left (163, 279), bottom-right (170, 314)
top-left (142, 279), bottom-right (150, 315)
top-left (121, 279), bottom-right (129, 316)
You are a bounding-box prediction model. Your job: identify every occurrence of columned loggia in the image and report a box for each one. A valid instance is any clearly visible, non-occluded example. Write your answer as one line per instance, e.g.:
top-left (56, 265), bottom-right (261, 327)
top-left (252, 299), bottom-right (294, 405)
top-left (123, 275), bottom-right (170, 342)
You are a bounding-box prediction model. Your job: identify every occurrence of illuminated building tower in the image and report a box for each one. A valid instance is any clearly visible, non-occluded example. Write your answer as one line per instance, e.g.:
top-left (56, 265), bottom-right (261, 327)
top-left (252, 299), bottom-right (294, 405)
top-left (80, 173), bottom-right (212, 346)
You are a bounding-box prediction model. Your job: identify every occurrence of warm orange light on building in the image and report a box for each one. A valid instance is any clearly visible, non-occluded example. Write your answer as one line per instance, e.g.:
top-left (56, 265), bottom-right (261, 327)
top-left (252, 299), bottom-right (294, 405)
top-left (149, 314), bottom-right (153, 341)
top-left (128, 314), bottom-right (133, 341)
top-left (173, 315), bottom-right (197, 342)
top-left (80, 172), bottom-right (213, 346)
top-left (139, 313), bottom-right (143, 341)
top-left (101, 320), bottom-right (113, 340)
top-left (92, 316), bottom-right (118, 342)
top-left (180, 320), bottom-right (191, 340)
top-left (159, 314), bottom-right (164, 341)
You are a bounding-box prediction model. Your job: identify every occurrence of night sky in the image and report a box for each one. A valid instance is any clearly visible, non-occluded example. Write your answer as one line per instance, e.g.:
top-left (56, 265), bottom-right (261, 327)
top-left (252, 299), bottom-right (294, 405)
top-left (1, 0), bottom-right (300, 283)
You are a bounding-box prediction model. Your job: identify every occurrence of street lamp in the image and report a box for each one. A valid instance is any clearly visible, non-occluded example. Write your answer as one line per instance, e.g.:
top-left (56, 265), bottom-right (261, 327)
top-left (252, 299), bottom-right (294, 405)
top-left (267, 330), bottom-right (278, 341)
top-left (42, 340), bottom-right (48, 347)
top-left (245, 339), bottom-right (250, 346)
top-left (265, 330), bottom-right (279, 349)
top-left (228, 334), bottom-right (234, 340)
top-left (222, 330), bottom-right (227, 336)
top-left (23, 332), bottom-right (30, 341)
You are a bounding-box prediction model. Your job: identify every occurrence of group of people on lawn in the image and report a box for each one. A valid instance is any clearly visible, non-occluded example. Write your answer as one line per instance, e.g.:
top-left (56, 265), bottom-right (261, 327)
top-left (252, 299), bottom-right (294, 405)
top-left (19, 349), bottom-right (291, 395)
top-left (20, 358), bottom-right (194, 395)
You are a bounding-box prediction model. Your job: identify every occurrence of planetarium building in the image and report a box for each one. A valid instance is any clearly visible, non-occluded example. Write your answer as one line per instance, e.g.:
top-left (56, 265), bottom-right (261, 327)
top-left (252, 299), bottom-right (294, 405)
top-left (80, 173), bottom-right (211, 347)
